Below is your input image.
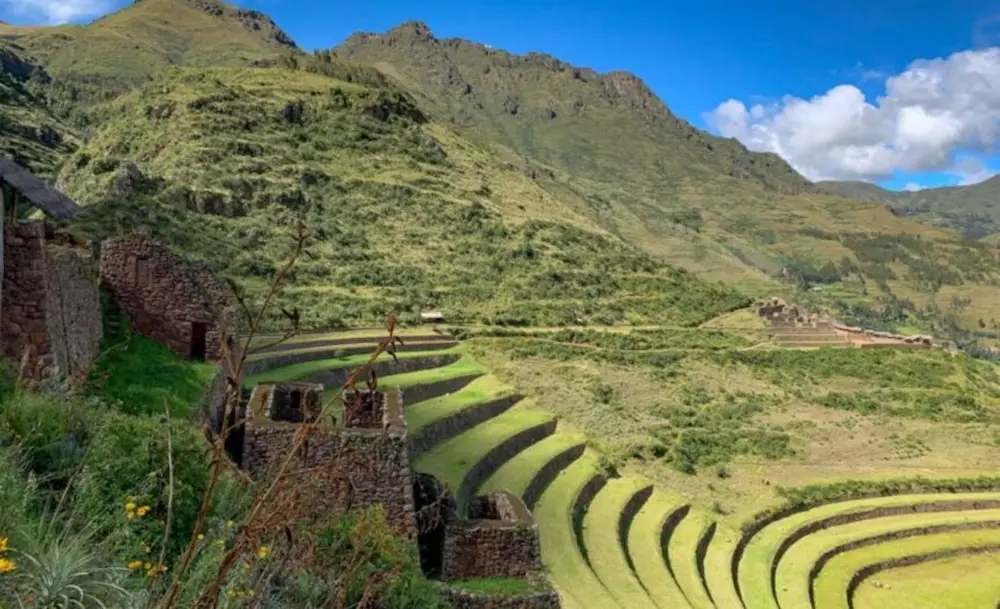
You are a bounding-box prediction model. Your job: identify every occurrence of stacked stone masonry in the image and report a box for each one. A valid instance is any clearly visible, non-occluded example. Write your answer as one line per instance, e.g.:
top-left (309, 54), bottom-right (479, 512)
top-left (1, 221), bottom-right (101, 382)
top-left (440, 588), bottom-right (560, 609)
top-left (100, 234), bottom-right (237, 361)
top-left (441, 491), bottom-right (543, 581)
top-left (241, 385), bottom-right (417, 539)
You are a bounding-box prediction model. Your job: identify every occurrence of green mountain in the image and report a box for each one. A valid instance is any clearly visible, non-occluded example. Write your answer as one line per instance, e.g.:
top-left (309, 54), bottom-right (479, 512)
top-left (3, 0), bottom-right (1000, 332)
top-left (820, 178), bottom-right (1000, 240)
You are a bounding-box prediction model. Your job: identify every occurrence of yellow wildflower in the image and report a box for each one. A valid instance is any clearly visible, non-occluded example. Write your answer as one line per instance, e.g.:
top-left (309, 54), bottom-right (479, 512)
top-left (0, 557), bottom-right (16, 573)
top-left (128, 560), bottom-right (143, 571)
top-left (197, 533), bottom-right (205, 541)
top-left (140, 542), bottom-right (151, 554)
top-left (256, 545), bottom-right (269, 560)
top-left (125, 502), bottom-right (136, 512)
top-left (144, 562), bottom-right (151, 570)
top-left (137, 506), bottom-right (150, 517)
top-left (126, 512), bottom-right (136, 520)
top-left (0, 537), bottom-right (8, 553)
top-left (225, 520), bottom-right (235, 529)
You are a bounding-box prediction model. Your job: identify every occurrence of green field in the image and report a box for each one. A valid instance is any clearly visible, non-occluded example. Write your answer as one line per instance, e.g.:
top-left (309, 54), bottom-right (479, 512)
top-left (238, 325), bottom-right (1000, 609)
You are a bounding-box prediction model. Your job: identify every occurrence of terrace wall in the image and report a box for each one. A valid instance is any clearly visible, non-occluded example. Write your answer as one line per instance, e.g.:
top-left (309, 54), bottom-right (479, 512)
top-left (440, 589), bottom-right (560, 609)
top-left (1, 221), bottom-right (101, 382)
top-left (100, 234), bottom-right (236, 361)
top-left (241, 388), bottom-right (417, 539)
top-left (440, 491), bottom-right (543, 581)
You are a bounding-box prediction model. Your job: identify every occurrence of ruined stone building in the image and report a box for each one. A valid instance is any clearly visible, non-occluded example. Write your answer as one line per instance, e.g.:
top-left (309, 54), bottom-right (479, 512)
top-left (0, 157), bottom-right (102, 382)
top-left (239, 380), bottom-right (558, 608)
top-left (100, 234), bottom-right (237, 362)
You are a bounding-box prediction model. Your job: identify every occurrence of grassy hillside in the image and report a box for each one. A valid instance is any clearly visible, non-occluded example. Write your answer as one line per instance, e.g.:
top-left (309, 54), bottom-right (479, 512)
top-left (0, 40), bottom-right (76, 178)
top-left (821, 177), bottom-right (1000, 240)
top-left (5, 0), bottom-right (1000, 336)
top-left (0, 0), bottom-right (297, 118)
top-left (333, 22), bottom-right (1000, 329)
top-left (59, 65), bottom-right (748, 329)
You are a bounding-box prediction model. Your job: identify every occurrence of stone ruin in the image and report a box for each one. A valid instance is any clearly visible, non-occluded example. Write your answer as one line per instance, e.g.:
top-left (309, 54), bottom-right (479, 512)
top-left (415, 473), bottom-right (557, 608)
top-left (441, 491), bottom-right (543, 581)
top-left (240, 382), bottom-right (417, 538)
top-left (1, 158), bottom-right (102, 384)
top-left (100, 234), bottom-right (237, 362)
top-left (1, 220), bottom-right (102, 383)
top-left (240, 381), bottom-right (558, 608)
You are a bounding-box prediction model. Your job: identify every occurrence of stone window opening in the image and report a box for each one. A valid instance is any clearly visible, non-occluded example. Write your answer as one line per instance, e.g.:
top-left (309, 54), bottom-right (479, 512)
top-left (190, 321), bottom-right (208, 360)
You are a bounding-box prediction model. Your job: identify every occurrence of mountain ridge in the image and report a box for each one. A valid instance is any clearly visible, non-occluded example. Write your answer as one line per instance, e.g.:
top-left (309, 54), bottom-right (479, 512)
top-left (820, 177), bottom-right (1000, 240)
top-left (3, 0), bottom-right (1000, 334)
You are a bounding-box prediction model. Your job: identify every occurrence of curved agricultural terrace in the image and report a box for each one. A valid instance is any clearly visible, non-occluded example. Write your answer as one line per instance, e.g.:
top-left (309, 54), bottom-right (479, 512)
top-left (244, 315), bottom-right (1000, 608)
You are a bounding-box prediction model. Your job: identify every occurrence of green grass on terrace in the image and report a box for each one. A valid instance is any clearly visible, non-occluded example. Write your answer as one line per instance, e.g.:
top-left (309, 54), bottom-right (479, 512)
top-left (625, 490), bottom-right (692, 609)
top-left (775, 508), bottom-right (1000, 609)
top-left (667, 509), bottom-right (715, 609)
top-left (406, 375), bottom-right (512, 433)
top-left (581, 475), bottom-right (658, 609)
top-left (245, 337), bottom-right (455, 361)
top-left (853, 551), bottom-right (1000, 609)
top-left (737, 491), bottom-right (1000, 609)
top-left (244, 346), bottom-right (460, 386)
top-left (412, 402), bottom-right (553, 496)
top-left (531, 452), bottom-right (622, 609)
top-left (248, 326), bottom-right (444, 349)
top-left (812, 528), bottom-right (1000, 609)
top-left (324, 358), bottom-right (486, 405)
top-left (480, 432), bottom-right (586, 498)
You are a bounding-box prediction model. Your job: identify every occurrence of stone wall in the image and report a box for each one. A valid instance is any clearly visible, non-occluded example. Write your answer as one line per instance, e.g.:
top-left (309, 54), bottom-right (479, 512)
top-left (440, 491), bottom-right (543, 581)
top-left (440, 588), bottom-right (560, 609)
top-left (1, 221), bottom-right (101, 382)
top-left (241, 388), bottom-right (417, 539)
top-left (100, 234), bottom-right (236, 361)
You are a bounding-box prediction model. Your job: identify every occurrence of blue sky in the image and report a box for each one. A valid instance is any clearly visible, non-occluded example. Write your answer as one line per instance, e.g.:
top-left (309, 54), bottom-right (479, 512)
top-left (5, 0), bottom-right (1000, 190)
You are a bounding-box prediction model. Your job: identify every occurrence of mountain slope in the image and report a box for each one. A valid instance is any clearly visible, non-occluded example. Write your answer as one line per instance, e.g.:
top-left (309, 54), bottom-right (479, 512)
top-left (333, 23), bottom-right (1000, 325)
top-left (9, 2), bottom-right (1000, 332)
top-left (820, 178), bottom-right (1000, 240)
top-left (0, 40), bottom-right (76, 178)
top-left (56, 65), bottom-right (749, 328)
top-left (0, 0), bottom-right (298, 113)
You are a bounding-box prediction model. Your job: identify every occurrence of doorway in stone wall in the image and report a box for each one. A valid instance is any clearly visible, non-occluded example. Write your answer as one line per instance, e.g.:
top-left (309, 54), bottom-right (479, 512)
top-left (190, 322), bottom-right (208, 360)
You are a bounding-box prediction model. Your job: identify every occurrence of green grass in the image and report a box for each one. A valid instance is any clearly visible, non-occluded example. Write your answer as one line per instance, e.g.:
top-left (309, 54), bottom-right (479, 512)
top-left (406, 375), bottom-right (512, 433)
top-left (581, 475), bottom-right (658, 609)
top-left (412, 403), bottom-right (553, 496)
top-left (480, 432), bottom-right (587, 497)
top-left (813, 528), bottom-right (1000, 609)
top-left (702, 524), bottom-right (743, 609)
top-left (737, 492), bottom-right (1000, 609)
top-left (85, 332), bottom-right (216, 417)
top-left (774, 508), bottom-right (1000, 609)
top-left (326, 357), bottom-right (486, 405)
top-left (853, 551), bottom-right (1000, 609)
top-left (244, 346), bottom-right (459, 386)
top-left (531, 452), bottom-right (622, 609)
top-left (666, 509), bottom-right (715, 609)
top-left (248, 326), bottom-right (443, 349)
top-left (625, 490), bottom-right (692, 609)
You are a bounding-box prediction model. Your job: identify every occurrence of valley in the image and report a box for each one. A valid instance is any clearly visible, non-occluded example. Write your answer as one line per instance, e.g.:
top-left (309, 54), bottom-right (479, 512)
top-left (2, 0), bottom-right (1000, 607)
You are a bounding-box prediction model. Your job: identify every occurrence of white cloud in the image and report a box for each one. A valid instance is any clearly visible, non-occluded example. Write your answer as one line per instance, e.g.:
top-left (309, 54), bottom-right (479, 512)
top-left (950, 156), bottom-right (997, 185)
top-left (903, 182), bottom-right (925, 191)
top-left (1, 0), bottom-right (115, 24)
top-left (704, 47), bottom-right (1000, 183)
